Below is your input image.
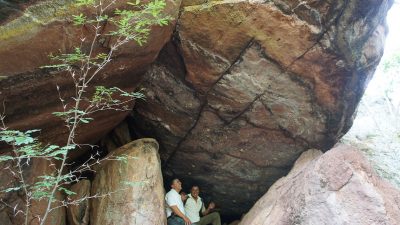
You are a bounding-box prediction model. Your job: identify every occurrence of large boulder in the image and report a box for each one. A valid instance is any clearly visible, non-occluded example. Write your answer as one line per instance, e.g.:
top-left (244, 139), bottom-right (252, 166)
top-left (0, 0), bottom-right (181, 154)
top-left (239, 145), bottom-right (400, 225)
top-left (0, 0), bottom-right (394, 219)
top-left (90, 138), bottom-right (166, 225)
top-left (131, 0), bottom-right (393, 217)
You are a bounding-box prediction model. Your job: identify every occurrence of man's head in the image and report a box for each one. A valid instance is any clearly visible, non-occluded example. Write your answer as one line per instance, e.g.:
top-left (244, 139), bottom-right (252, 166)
top-left (180, 191), bottom-right (188, 202)
top-left (191, 185), bottom-right (200, 199)
top-left (170, 178), bottom-right (182, 192)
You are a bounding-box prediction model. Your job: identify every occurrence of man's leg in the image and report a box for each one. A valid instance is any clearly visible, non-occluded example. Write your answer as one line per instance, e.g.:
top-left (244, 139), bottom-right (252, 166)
top-left (167, 215), bottom-right (186, 225)
top-left (198, 212), bottom-right (221, 225)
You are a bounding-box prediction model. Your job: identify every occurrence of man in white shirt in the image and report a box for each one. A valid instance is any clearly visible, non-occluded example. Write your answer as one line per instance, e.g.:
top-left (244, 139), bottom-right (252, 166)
top-left (185, 186), bottom-right (221, 225)
top-left (165, 178), bottom-right (192, 225)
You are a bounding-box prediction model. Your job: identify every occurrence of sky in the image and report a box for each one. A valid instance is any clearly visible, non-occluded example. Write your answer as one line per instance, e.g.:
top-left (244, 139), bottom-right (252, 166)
top-left (383, 1), bottom-right (400, 56)
top-left (363, 1), bottom-right (400, 100)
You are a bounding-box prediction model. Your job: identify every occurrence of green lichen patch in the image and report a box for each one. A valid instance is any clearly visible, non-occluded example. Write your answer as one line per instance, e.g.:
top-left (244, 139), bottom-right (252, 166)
top-left (0, 0), bottom-right (79, 42)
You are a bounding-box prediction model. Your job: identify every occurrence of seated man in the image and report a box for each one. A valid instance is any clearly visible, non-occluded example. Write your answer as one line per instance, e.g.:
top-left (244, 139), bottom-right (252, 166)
top-left (185, 185), bottom-right (221, 225)
top-left (165, 178), bottom-right (192, 225)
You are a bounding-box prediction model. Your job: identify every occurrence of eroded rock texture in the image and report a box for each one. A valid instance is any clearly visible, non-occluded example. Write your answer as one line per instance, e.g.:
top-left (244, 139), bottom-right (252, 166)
top-left (90, 139), bottom-right (166, 225)
top-left (0, 0), bottom-right (394, 220)
top-left (131, 0), bottom-right (393, 218)
top-left (239, 145), bottom-right (400, 225)
top-left (0, 0), bottom-right (181, 153)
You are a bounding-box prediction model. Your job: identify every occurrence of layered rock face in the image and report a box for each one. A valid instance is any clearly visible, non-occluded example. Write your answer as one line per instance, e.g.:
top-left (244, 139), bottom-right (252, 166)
top-left (0, 0), bottom-right (181, 151)
top-left (0, 0), bottom-right (394, 220)
top-left (90, 138), bottom-right (166, 225)
top-left (240, 145), bottom-right (400, 225)
top-left (132, 0), bottom-right (393, 217)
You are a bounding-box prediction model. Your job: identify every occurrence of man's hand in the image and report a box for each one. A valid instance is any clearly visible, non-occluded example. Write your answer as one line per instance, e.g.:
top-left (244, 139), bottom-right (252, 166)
top-left (183, 216), bottom-right (192, 225)
top-left (207, 202), bottom-right (216, 210)
top-left (170, 205), bottom-right (191, 225)
top-left (203, 201), bottom-right (216, 216)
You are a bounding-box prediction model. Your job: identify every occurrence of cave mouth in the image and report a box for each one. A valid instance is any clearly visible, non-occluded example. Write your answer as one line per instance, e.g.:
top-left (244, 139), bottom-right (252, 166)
top-left (122, 2), bottom-right (400, 222)
top-left (72, 115), bottom-right (247, 223)
top-left (126, 112), bottom-right (254, 222)
top-left (62, 1), bottom-right (399, 222)
top-left (161, 176), bottom-right (242, 223)
top-left (0, 0), bottom-right (397, 224)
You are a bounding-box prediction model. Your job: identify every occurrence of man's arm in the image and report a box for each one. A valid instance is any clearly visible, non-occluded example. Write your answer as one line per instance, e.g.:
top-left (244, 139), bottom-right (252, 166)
top-left (201, 202), bottom-right (215, 216)
top-left (170, 205), bottom-right (191, 225)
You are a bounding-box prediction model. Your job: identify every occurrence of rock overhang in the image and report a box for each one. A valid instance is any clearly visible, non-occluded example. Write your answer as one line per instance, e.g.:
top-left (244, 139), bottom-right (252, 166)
top-left (0, 0), bottom-right (394, 220)
top-left (132, 0), bottom-right (394, 218)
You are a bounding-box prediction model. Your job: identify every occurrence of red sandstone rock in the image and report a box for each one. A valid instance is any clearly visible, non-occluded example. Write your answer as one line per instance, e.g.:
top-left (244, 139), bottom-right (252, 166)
top-left (0, 0), bottom-right (394, 220)
top-left (90, 138), bottom-right (166, 225)
top-left (0, 0), bottom-right (181, 156)
top-left (131, 0), bottom-right (393, 217)
top-left (240, 145), bottom-right (400, 225)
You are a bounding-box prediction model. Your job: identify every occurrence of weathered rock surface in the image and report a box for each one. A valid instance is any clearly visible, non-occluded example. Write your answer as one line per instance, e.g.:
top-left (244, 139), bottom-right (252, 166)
top-left (130, 0), bottom-right (393, 217)
top-left (0, 0), bottom-right (181, 153)
top-left (66, 180), bottom-right (90, 225)
top-left (90, 138), bottom-right (166, 225)
top-left (0, 210), bottom-right (13, 225)
top-left (0, 158), bottom-right (66, 225)
top-left (0, 0), bottom-right (394, 220)
top-left (100, 120), bottom-right (133, 153)
top-left (0, 0), bottom-right (36, 24)
top-left (239, 145), bottom-right (400, 225)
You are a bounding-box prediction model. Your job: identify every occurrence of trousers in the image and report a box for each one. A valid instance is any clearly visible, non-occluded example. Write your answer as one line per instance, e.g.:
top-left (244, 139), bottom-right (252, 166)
top-left (167, 215), bottom-right (185, 225)
top-left (193, 212), bottom-right (221, 225)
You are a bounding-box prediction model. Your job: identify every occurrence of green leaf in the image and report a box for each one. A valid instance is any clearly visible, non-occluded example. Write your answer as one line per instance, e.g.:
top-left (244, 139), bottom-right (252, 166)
top-left (96, 15), bottom-right (109, 22)
top-left (95, 53), bottom-right (108, 60)
top-left (0, 130), bottom-right (38, 146)
top-left (0, 155), bottom-right (14, 162)
top-left (26, 129), bottom-right (41, 134)
top-left (41, 145), bottom-right (60, 156)
top-left (48, 149), bottom-right (68, 157)
top-left (1, 186), bottom-right (23, 193)
top-left (14, 136), bottom-right (34, 145)
top-left (72, 13), bottom-right (87, 25)
top-left (61, 145), bottom-right (76, 151)
top-left (40, 63), bottom-right (70, 69)
top-left (79, 117), bottom-right (93, 124)
top-left (58, 187), bottom-right (76, 196)
top-left (75, 0), bottom-right (95, 6)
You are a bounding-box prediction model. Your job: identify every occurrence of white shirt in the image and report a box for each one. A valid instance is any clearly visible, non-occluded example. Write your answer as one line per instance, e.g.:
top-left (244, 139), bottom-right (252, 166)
top-left (185, 194), bottom-right (205, 223)
top-left (165, 189), bottom-right (185, 217)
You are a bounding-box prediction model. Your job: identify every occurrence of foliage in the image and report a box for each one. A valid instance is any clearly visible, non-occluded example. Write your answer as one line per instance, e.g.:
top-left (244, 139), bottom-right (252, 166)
top-left (0, 0), bottom-right (170, 224)
top-left (382, 52), bottom-right (400, 72)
